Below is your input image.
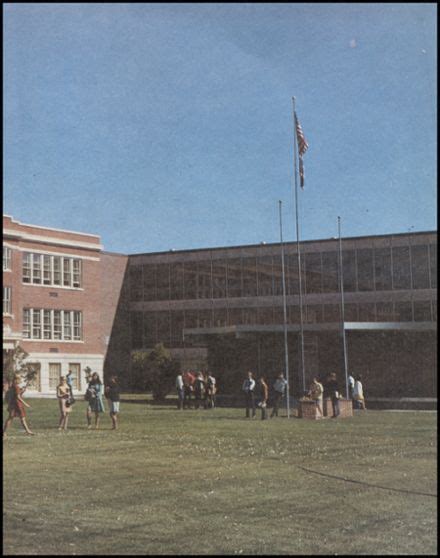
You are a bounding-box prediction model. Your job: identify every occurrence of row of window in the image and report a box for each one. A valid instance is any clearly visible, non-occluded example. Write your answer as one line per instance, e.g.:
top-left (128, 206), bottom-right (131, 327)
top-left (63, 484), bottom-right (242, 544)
top-left (3, 246), bottom-right (12, 271)
top-left (130, 300), bottom-right (436, 348)
top-left (129, 243), bottom-right (437, 302)
top-left (23, 309), bottom-right (83, 341)
top-left (25, 362), bottom-right (82, 391)
top-left (22, 253), bottom-right (82, 288)
top-left (3, 286), bottom-right (11, 314)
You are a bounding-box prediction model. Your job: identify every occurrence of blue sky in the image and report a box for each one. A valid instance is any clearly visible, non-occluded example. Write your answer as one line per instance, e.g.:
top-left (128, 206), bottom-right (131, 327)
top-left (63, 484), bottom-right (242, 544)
top-left (4, 3), bottom-right (437, 253)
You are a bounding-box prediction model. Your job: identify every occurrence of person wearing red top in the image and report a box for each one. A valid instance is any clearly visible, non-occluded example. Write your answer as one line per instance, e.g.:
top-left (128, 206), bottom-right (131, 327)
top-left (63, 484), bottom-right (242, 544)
top-left (3, 375), bottom-right (34, 437)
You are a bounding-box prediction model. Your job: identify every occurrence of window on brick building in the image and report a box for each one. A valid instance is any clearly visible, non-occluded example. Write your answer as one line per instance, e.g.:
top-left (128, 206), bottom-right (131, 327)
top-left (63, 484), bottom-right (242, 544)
top-left (23, 253), bottom-right (31, 283)
top-left (43, 255), bottom-right (52, 285)
top-left (63, 258), bottom-right (72, 287)
top-left (3, 246), bottom-right (12, 271)
top-left (73, 312), bottom-right (82, 341)
top-left (3, 286), bottom-right (12, 315)
top-left (68, 363), bottom-right (81, 390)
top-left (23, 309), bottom-right (31, 338)
top-left (43, 310), bottom-right (51, 339)
top-left (26, 363), bottom-right (41, 392)
top-left (22, 309), bottom-right (82, 341)
top-left (64, 311), bottom-right (72, 340)
top-left (53, 310), bottom-right (62, 339)
top-left (32, 309), bottom-right (42, 338)
top-left (72, 260), bottom-right (82, 288)
top-left (49, 363), bottom-right (61, 390)
top-left (33, 254), bottom-right (42, 284)
top-left (53, 257), bottom-right (62, 285)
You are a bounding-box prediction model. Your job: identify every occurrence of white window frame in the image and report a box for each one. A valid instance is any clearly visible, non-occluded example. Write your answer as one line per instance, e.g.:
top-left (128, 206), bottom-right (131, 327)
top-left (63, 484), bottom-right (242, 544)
top-left (22, 308), bottom-right (83, 341)
top-left (22, 252), bottom-right (83, 289)
top-left (23, 309), bottom-right (31, 338)
top-left (3, 286), bottom-right (12, 315)
top-left (3, 246), bottom-right (12, 271)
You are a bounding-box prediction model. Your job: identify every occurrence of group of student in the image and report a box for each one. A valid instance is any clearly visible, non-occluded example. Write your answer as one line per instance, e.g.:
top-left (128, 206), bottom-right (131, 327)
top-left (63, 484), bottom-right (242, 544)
top-left (305, 372), bottom-right (366, 418)
top-left (175, 370), bottom-right (217, 410)
top-left (3, 370), bottom-right (121, 437)
top-left (242, 371), bottom-right (288, 420)
top-left (243, 370), bottom-right (367, 420)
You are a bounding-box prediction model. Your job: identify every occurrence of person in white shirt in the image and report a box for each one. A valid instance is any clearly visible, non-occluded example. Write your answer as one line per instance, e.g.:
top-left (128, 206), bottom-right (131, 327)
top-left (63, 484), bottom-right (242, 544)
top-left (348, 374), bottom-right (355, 403)
top-left (353, 375), bottom-right (366, 410)
top-left (270, 373), bottom-right (287, 418)
top-left (242, 371), bottom-right (256, 418)
top-left (205, 373), bottom-right (217, 409)
top-left (176, 373), bottom-right (184, 410)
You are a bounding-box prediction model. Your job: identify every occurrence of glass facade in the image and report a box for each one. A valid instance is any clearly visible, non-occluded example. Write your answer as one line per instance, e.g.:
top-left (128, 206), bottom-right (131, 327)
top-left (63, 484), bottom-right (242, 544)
top-left (128, 236), bottom-right (436, 349)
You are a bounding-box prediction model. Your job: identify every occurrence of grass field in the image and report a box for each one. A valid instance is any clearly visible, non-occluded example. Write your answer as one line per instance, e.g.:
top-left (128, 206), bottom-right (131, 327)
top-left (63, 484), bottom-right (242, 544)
top-left (3, 399), bottom-right (437, 555)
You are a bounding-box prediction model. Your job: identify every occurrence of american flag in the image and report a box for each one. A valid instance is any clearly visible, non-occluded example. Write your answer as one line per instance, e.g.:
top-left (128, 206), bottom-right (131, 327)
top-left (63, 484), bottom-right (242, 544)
top-left (294, 112), bottom-right (308, 188)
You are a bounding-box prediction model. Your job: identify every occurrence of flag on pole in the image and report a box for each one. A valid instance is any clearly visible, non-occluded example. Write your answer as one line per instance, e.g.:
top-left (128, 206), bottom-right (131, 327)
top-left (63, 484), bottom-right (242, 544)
top-left (294, 112), bottom-right (309, 189)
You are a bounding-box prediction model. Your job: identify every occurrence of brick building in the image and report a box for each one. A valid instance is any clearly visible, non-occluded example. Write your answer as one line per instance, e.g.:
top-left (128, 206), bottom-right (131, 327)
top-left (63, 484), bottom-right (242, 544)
top-left (3, 214), bottom-right (437, 401)
top-left (3, 215), bottom-right (127, 397)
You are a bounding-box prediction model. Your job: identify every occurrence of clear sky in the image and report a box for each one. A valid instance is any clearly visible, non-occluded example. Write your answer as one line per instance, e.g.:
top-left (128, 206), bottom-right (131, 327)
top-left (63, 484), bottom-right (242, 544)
top-left (4, 3), bottom-right (437, 254)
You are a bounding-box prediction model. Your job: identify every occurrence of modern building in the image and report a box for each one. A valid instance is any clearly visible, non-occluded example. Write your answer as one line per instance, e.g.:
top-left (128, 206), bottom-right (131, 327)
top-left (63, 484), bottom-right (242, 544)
top-left (3, 215), bottom-right (127, 397)
top-left (3, 214), bottom-right (437, 400)
top-left (126, 230), bottom-right (437, 399)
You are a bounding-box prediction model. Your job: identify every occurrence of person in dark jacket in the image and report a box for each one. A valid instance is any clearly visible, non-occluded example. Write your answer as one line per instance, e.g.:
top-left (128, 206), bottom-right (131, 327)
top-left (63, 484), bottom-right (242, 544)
top-left (326, 372), bottom-right (340, 418)
top-left (242, 371), bottom-right (256, 418)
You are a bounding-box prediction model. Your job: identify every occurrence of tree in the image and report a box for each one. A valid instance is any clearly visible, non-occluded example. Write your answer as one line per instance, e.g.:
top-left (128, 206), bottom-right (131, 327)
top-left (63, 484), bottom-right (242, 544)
top-left (130, 343), bottom-right (180, 400)
top-left (3, 345), bottom-right (38, 388)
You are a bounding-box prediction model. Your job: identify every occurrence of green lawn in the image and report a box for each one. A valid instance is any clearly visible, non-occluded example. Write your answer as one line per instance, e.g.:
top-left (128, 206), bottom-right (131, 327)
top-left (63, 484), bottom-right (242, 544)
top-left (3, 400), bottom-right (437, 555)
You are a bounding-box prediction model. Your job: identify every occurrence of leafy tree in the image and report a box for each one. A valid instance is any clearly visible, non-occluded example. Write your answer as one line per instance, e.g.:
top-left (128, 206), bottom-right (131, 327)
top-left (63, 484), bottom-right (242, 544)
top-left (130, 343), bottom-right (180, 400)
top-left (3, 345), bottom-right (38, 388)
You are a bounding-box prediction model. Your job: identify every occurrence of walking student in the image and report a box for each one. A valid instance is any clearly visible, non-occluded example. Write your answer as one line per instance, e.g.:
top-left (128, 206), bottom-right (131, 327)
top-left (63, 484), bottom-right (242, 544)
top-left (309, 377), bottom-right (324, 418)
top-left (105, 376), bottom-right (121, 429)
top-left (3, 375), bottom-right (34, 437)
top-left (258, 377), bottom-right (269, 420)
top-left (242, 371), bottom-right (256, 418)
top-left (85, 372), bottom-right (105, 429)
top-left (57, 376), bottom-right (73, 431)
top-left (270, 373), bottom-right (287, 418)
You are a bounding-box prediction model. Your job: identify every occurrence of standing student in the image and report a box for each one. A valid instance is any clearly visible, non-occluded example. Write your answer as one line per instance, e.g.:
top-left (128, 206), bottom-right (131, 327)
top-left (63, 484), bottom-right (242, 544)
top-left (176, 372), bottom-right (185, 410)
top-left (348, 373), bottom-right (355, 405)
top-left (270, 373), bottom-right (287, 418)
top-left (205, 372), bottom-right (217, 409)
top-left (308, 377), bottom-right (324, 418)
top-left (57, 376), bottom-right (72, 431)
top-left (258, 377), bottom-right (269, 420)
top-left (66, 369), bottom-right (75, 404)
top-left (326, 372), bottom-right (340, 418)
top-left (194, 373), bottom-right (205, 409)
top-left (242, 371), bottom-right (256, 418)
top-left (353, 375), bottom-right (367, 410)
top-left (183, 371), bottom-right (195, 409)
top-left (86, 372), bottom-right (105, 429)
top-left (3, 375), bottom-right (34, 437)
top-left (105, 376), bottom-right (121, 429)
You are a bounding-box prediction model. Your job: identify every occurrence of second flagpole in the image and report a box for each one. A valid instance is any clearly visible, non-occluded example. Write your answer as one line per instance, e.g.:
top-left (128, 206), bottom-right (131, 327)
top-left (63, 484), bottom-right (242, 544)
top-left (278, 200), bottom-right (291, 418)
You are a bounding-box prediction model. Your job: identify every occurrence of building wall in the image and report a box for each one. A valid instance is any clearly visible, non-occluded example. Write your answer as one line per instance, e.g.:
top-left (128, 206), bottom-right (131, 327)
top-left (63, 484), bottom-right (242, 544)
top-left (125, 231), bottom-right (437, 396)
top-left (3, 216), bottom-right (126, 397)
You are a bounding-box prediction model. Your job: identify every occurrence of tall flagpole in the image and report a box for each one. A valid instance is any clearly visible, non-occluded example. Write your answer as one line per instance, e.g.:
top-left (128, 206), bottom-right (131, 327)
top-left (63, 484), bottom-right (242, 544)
top-left (338, 216), bottom-right (349, 399)
top-left (292, 96), bottom-right (306, 395)
top-left (278, 200), bottom-right (291, 418)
